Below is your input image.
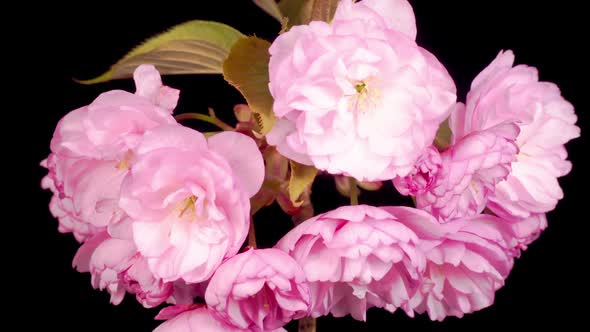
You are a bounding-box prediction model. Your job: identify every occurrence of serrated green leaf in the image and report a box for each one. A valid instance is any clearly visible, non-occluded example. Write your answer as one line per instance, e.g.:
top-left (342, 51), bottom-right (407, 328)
top-left (222, 37), bottom-right (276, 135)
top-left (434, 119), bottom-right (452, 150)
top-left (288, 161), bottom-right (318, 204)
top-left (310, 0), bottom-right (338, 23)
top-left (77, 20), bottom-right (244, 84)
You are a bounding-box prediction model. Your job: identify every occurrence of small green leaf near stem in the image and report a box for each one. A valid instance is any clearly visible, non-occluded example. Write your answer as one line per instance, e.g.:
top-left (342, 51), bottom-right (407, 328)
top-left (433, 119), bottom-right (451, 150)
top-left (288, 161), bottom-right (318, 204)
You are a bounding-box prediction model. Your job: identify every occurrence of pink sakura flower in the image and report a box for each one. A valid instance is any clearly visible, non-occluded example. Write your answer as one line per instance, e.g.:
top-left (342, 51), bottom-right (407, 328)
top-left (276, 205), bottom-right (430, 321)
top-left (410, 214), bottom-right (516, 321)
top-left (119, 125), bottom-right (264, 283)
top-left (50, 65), bottom-right (177, 160)
top-left (41, 157), bottom-right (127, 241)
top-left (205, 248), bottom-right (310, 331)
top-left (451, 50), bottom-right (580, 235)
top-left (154, 306), bottom-right (287, 332)
top-left (506, 213), bottom-right (548, 251)
top-left (73, 232), bottom-right (172, 308)
top-left (414, 121), bottom-right (520, 222)
top-left (154, 306), bottom-right (230, 332)
top-left (41, 162), bottom-right (101, 242)
top-left (266, 0), bottom-right (456, 181)
top-left (41, 65), bottom-right (178, 241)
top-left (393, 145), bottom-right (442, 196)
top-left (333, 0), bottom-right (417, 40)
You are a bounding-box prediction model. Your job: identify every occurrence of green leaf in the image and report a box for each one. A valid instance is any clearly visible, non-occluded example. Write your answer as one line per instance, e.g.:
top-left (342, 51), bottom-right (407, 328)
top-left (434, 119), bottom-right (452, 150)
top-left (252, 0), bottom-right (311, 31)
top-left (255, 0), bottom-right (335, 31)
top-left (278, 0), bottom-right (314, 28)
top-left (222, 36), bottom-right (276, 135)
top-left (253, 0), bottom-right (283, 22)
top-left (310, 0), bottom-right (338, 23)
top-left (77, 20), bottom-right (244, 84)
top-left (288, 161), bottom-right (318, 204)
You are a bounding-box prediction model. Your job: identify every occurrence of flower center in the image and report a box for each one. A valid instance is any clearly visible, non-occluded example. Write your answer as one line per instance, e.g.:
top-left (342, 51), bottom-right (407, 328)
top-left (349, 79), bottom-right (380, 114)
top-left (354, 82), bottom-right (367, 94)
top-left (178, 195), bottom-right (198, 219)
top-left (116, 150), bottom-right (134, 170)
top-left (469, 180), bottom-right (480, 196)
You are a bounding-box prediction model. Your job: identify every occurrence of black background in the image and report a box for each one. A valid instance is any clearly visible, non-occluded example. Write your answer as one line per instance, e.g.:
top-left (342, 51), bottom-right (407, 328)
top-left (20, 1), bottom-right (588, 331)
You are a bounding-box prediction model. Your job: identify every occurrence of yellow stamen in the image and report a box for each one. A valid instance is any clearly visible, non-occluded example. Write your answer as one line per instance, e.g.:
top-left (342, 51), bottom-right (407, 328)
top-left (178, 195), bottom-right (197, 218)
top-left (354, 82), bottom-right (367, 93)
top-left (349, 79), bottom-right (380, 114)
top-left (116, 160), bottom-right (128, 170)
top-left (116, 150), bottom-right (134, 170)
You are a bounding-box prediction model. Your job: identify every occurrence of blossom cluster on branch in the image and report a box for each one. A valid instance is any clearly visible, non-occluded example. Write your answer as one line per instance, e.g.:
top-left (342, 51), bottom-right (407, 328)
top-left (41, 0), bottom-right (579, 331)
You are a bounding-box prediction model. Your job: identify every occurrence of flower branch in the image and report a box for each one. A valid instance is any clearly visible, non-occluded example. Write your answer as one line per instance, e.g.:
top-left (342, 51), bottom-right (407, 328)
top-left (174, 111), bottom-right (234, 131)
top-left (41, 0), bottom-right (579, 331)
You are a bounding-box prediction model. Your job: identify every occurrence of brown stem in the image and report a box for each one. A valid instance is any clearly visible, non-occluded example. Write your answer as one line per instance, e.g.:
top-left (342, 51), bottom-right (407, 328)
top-left (349, 178), bottom-right (359, 206)
top-left (174, 112), bottom-right (234, 131)
top-left (298, 317), bottom-right (316, 332)
top-left (248, 217), bottom-right (257, 248)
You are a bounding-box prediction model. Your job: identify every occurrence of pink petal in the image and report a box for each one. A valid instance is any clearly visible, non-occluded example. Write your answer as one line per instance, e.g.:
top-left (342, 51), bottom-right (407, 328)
top-left (207, 131), bottom-right (264, 198)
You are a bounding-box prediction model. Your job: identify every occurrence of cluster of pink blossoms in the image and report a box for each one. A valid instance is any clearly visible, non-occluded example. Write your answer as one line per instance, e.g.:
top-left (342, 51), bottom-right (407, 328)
top-left (42, 0), bottom-right (579, 330)
top-left (42, 63), bottom-right (267, 309)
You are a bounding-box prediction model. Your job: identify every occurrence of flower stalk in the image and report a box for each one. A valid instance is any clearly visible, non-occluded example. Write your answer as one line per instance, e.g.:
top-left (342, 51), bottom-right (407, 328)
top-left (248, 217), bottom-right (257, 248)
top-left (174, 112), bottom-right (234, 131)
top-left (349, 178), bottom-right (359, 206)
